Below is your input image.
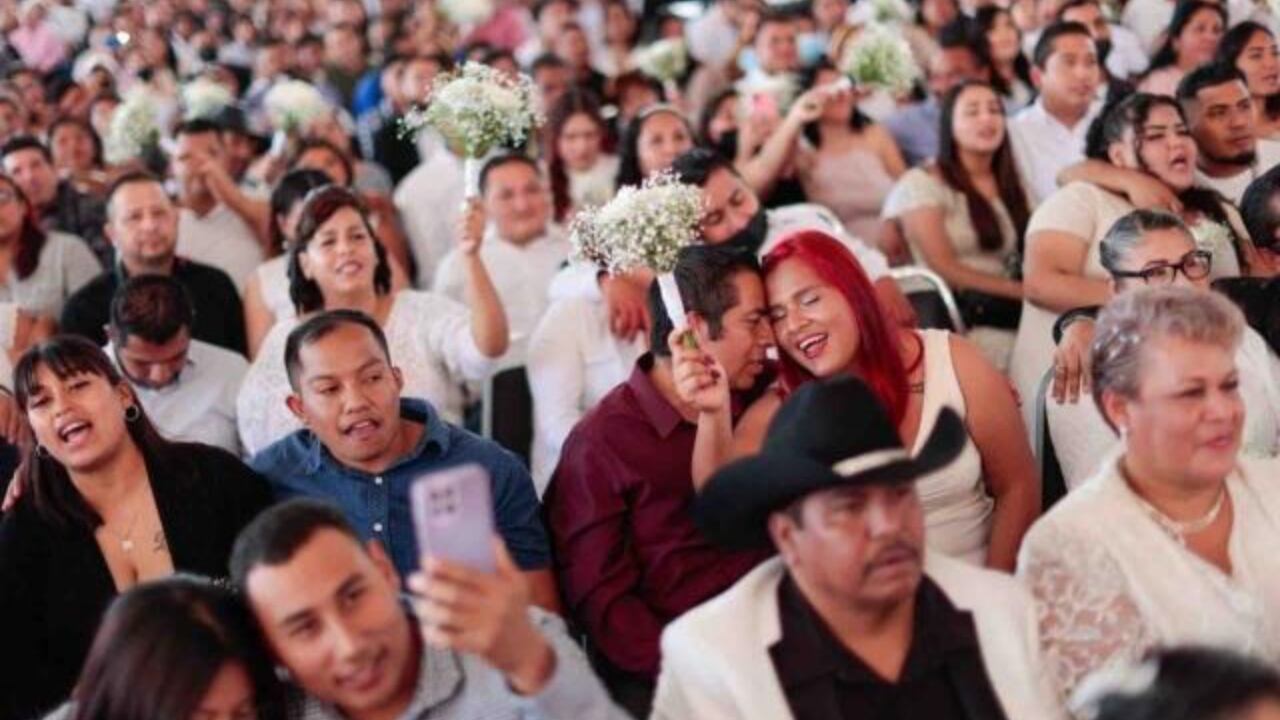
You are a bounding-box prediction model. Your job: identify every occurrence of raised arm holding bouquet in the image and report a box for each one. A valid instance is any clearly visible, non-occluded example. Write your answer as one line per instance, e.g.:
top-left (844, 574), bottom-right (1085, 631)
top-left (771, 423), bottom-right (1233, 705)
top-left (839, 23), bottom-right (922, 97)
top-left (399, 62), bottom-right (544, 198)
top-left (570, 171), bottom-right (703, 346)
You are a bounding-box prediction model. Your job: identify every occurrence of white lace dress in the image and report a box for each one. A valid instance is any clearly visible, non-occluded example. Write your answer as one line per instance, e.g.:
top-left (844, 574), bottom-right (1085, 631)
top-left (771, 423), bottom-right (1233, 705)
top-left (1017, 452), bottom-right (1280, 705)
top-left (236, 290), bottom-right (495, 456)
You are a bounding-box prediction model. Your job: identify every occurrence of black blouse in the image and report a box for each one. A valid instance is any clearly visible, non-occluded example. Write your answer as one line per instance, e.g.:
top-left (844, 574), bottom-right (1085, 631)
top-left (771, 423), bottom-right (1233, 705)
top-left (0, 443), bottom-right (273, 720)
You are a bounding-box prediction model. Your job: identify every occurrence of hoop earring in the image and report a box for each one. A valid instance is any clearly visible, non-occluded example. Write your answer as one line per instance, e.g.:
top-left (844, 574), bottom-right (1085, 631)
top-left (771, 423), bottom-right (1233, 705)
top-left (124, 405), bottom-right (140, 423)
top-left (35, 444), bottom-right (48, 458)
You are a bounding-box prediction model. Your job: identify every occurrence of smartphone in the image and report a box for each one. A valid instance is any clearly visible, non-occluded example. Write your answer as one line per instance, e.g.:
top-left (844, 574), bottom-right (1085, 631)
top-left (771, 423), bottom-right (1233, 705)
top-left (410, 464), bottom-right (496, 573)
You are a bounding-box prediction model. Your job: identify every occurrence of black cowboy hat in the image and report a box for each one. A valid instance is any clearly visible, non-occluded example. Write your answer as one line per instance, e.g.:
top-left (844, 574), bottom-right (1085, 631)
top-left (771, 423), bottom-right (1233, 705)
top-left (694, 374), bottom-right (967, 550)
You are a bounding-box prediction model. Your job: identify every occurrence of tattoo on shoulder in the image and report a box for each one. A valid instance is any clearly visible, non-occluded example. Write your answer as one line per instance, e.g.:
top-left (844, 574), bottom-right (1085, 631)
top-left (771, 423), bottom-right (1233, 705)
top-left (153, 530), bottom-right (169, 554)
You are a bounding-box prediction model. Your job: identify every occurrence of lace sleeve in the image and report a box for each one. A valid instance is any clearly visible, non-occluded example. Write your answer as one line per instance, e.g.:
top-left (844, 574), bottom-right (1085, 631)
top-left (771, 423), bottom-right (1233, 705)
top-left (1019, 521), bottom-right (1153, 704)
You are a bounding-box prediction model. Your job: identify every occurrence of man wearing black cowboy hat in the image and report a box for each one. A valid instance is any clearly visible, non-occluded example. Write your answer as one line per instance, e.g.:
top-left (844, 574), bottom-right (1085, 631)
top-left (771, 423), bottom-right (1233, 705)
top-left (652, 375), bottom-right (1065, 720)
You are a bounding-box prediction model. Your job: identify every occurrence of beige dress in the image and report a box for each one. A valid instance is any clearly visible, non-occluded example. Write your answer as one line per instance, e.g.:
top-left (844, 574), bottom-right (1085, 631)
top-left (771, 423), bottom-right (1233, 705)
top-left (801, 144), bottom-right (895, 244)
top-left (882, 168), bottom-right (1021, 369)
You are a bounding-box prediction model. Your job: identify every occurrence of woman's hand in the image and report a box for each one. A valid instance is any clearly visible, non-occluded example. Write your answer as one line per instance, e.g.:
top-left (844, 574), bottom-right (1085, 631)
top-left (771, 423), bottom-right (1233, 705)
top-left (670, 328), bottom-right (729, 414)
top-left (1052, 318), bottom-right (1096, 404)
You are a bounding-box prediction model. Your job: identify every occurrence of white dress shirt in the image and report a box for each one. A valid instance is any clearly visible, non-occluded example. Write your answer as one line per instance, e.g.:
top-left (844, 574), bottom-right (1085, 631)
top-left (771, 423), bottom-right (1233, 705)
top-left (526, 296), bottom-right (645, 493)
top-left (394, 145), bottom-right (466, 289)
top-left (1009, 98), bottom-right (1104, 207)
top-left (1121, 0), bottom-right (1175, 54)
top-left (176, 204), bottom-right (264, 293)
top-left (433, 227), bottom-right (570, 361)
top-left (1107, 24), bottom-right (1151, 80)
top-left (109, 339), bottom-right (248, 456)
top-left (1194, 138), bottom-right (1280, 207)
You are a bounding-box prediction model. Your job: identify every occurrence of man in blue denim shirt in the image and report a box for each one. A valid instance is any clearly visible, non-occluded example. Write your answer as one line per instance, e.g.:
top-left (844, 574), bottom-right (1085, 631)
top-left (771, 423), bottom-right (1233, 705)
top-left (250, 309), bottom-right (559, 610)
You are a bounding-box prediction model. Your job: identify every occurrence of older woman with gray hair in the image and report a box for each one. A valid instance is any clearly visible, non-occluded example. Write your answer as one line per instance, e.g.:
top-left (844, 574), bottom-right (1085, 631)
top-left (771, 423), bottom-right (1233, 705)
top-left (1017, 286), bottom-right (1280, 706)
top-left (1047, 210), bottom-right (1280, 488)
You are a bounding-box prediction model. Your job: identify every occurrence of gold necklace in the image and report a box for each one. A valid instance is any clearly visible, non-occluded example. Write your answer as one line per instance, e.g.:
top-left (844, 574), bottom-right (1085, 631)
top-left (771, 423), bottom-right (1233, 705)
top-left (100, 504), bottom-right (143, 553)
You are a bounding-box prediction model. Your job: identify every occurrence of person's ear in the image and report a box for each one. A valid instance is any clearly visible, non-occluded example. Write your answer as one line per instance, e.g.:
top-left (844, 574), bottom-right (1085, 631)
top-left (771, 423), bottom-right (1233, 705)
top-left (285, 393), bottom-right (308, 425)
top-left (768, 511), bottom-right (801, 568)
top-left (687, 310), bottom-right (712, 344)
top-left (1100, 389), bottom-right (1131, 439)
top-left (1106, 141), bottom-right (1128, 168)
top-left (391, 366), bottom-right (404, 392)
top-left (1030, 64), bottom-right (1043, 91)
top-left (366, 539), bottom-right (400, 588)
top-left (297, 251), bottom-right (314, 280)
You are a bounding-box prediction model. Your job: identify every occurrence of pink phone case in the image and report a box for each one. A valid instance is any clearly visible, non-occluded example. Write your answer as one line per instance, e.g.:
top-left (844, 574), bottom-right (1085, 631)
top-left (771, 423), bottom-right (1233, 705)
top-left (410, 464), bottom-right (496, 573)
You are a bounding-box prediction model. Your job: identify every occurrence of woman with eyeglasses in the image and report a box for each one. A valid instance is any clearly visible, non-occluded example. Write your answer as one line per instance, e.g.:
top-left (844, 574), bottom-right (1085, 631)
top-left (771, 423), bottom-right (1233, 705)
top-left (1010, 93), bottom-right (1257, 434)
top-left (1018, 283), bottom-right (1280, 704)
top-left (1046, 209), bottom-right (1280, 489)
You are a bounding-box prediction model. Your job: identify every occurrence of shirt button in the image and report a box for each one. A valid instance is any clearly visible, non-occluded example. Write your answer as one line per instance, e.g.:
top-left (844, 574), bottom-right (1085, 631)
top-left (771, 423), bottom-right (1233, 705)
top-left (374, 476), bottom-right (384, 486)
top-left (373, 523), bottom-right (384, 533)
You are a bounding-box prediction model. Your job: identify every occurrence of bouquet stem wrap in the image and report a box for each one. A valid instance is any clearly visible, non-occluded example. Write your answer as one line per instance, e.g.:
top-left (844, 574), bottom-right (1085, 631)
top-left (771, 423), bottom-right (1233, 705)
top-left (464, 156), bottom-right (482, 199)
top-left (657, 272), bottom-right (696, 348)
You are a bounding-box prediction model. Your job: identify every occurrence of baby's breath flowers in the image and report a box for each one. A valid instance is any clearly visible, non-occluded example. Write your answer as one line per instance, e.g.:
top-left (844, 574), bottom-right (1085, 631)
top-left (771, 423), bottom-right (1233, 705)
top-left (570, 172), bottom-right (704, 329)
top-left (839, 24), bottom-right (921, 96)
top-left (399, 62), bottom-right (544, 197)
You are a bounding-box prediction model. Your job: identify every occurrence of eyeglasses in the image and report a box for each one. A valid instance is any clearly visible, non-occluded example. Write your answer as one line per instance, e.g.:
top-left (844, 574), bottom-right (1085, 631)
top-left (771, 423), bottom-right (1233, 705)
top-left (1110, 250), bottom-right (1213, 285)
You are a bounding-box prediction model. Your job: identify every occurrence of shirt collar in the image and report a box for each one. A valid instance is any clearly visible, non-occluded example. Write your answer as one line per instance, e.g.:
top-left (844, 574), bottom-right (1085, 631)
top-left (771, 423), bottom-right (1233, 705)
top-left (627, 353), bottom-right (685, 439)
top-left (770, 573), bottom-right (981, 689)
top-left (301, 397), bottom-right (451, 475)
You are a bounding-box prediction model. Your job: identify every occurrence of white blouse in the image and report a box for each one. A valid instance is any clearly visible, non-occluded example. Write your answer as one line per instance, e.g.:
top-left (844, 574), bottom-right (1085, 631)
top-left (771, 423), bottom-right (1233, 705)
top-left (1017, 452), bottom-right (1280, 704)
top-left (0, 231), bottom-right (100, 319)
top-left (526, 296), bottom-right (645, 493)
top-left (236, 290), bottom-right (495, 456)
top-left (255, 255), bottom-right (294, 323)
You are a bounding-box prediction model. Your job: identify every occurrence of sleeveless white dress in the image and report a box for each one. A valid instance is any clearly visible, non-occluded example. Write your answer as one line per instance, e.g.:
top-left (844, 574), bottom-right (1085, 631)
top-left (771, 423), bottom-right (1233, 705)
top-left (914, 329), bottom-right (994, 565)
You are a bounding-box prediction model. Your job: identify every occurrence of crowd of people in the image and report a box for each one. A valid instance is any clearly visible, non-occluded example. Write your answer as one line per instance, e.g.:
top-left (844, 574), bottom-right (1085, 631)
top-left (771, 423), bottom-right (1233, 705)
top-left (2, 0), bottom-right (1280, 717)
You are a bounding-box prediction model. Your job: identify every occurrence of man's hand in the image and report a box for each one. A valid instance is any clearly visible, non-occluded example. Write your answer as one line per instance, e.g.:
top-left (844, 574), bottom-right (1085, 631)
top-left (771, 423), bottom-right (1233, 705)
top-left (601, 273), bottom-right (651, 342)
top-left (1052, 318), bottom-right (1096, 404)
top-left (408, 539), bottom-right (556, 696)
top-left (669, 328), bottom-right (729, 414)
top-left (457, 198), bottom-right (486, 256)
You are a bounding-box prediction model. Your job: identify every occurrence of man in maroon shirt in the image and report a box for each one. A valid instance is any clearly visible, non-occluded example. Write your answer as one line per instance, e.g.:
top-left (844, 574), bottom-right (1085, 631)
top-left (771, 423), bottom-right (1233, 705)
top-left (545, 245), bottom-right (775, 717)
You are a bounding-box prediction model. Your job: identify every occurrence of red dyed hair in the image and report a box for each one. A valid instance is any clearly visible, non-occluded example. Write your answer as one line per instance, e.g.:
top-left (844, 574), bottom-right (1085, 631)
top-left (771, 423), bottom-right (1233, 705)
top-left (762, 230), bottom-right (910, 425)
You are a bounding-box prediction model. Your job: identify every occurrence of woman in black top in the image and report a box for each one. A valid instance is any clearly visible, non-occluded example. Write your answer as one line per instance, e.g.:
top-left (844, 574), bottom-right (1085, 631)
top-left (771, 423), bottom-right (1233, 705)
top-left (0, 336), bottom-right (273, 720)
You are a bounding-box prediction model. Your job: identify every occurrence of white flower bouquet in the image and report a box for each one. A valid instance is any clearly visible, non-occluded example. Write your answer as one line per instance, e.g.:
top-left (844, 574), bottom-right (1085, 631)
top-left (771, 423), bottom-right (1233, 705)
top-left (839, 24), bottom-right (921, 96)
top-left (263, 79), bottom-right (332, 134)
top-left (105, 88), bottom-right (162, 165)
top-left (180, 78), bottom-right (234, 121)
top-left (1190, 219), bottom-right (1233, 262)
top-left (631, 38), bottom-right (688, 87)
top-left (570, 171), bottom-right (704, 329)
top-left (399, 62), bottom-right (544, 197)
top-left (438, 0), bottom-right (495, 26)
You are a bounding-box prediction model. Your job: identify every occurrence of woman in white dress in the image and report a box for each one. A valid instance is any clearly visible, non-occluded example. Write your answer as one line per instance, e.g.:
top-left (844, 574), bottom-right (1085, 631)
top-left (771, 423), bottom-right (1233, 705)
top-left (1018, 286), bottom-right (1280, 705)
top-left (1012, 92), bottom-right (1256, 433)
top-left (1047, 210), bottom-right (1280, 488)
top-left (676, 230), bottom-right (1040, 570)
top-left (236, 186), bottom-right (508, 456)
top-left (0, 173), bottom-right (100, 322)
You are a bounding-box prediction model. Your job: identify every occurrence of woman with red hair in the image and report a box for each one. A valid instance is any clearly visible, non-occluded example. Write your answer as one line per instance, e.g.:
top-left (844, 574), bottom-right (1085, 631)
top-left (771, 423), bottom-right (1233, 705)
top-left (677, 230), bottom-right (1039, 570)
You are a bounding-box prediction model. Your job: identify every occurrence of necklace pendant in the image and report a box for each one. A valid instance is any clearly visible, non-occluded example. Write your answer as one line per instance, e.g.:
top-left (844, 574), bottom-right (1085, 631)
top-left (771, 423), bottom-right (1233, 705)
top-left (121, 539), bottom-right (133, 553)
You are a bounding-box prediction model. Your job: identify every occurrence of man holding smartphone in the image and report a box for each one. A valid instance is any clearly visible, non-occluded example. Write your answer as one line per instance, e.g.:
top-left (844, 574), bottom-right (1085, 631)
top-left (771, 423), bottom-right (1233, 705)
top-left (232, 499), bottom-right (630, 720)
top-left (250, 310), bottom-right (559, 611)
